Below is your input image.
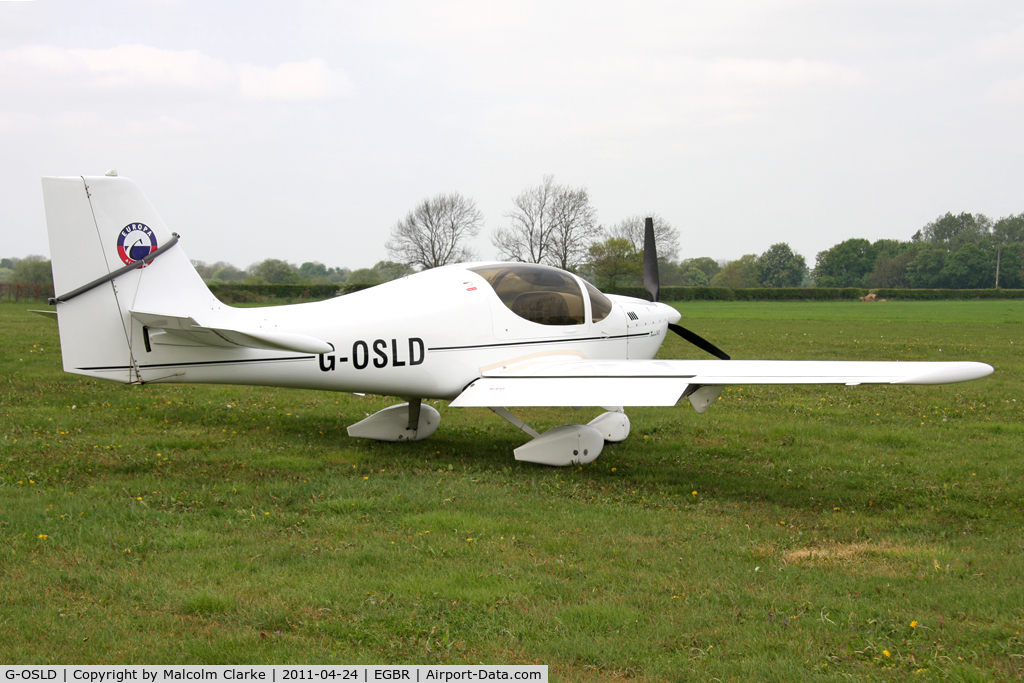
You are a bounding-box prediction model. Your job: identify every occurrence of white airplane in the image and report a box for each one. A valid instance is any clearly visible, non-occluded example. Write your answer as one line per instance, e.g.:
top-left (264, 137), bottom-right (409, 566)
top-left (41, 175), bottom-right (993, 466)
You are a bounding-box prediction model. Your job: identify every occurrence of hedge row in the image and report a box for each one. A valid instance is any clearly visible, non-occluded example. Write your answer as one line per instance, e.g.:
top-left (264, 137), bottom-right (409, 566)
top-left (6, 280), bottom-right (1023, 304)
top-left (603, 286), bottom-right (868, 301)
top-left (870, 288), bottom-right (1024, 300)
top-left (603, 286), bottom-right (1024, 301)
top-left (0, 282), bottom-right (54, 301)
top-left (206, 282), bottom-right (375, 303)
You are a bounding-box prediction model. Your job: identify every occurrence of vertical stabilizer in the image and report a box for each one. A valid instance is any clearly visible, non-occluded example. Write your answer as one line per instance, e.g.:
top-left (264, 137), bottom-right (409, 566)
top-left (42, 175), bottom-right (219, 382)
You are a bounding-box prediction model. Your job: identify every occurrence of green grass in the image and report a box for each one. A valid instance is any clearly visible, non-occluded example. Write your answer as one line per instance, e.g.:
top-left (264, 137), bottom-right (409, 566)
top-left (1, 300), bottom-right (1022, 680)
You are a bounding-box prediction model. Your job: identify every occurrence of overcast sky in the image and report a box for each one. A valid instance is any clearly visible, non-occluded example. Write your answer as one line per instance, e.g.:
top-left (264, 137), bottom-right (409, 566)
top-left (2, 0), bottom-right (1022, 271)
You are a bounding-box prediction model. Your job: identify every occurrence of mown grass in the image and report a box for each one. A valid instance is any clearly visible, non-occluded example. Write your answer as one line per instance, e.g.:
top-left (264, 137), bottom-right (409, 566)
top-left (1, 300), bottom-right (1022, 680)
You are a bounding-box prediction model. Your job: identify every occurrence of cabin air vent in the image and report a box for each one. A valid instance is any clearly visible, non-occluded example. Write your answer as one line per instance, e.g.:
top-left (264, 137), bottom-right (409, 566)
top-left (627, 311), bottom-right (639, 321)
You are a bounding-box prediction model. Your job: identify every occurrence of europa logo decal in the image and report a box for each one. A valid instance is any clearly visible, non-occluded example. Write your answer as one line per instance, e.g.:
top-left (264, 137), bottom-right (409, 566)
top-left (116, 223), bottom-right (158, 266)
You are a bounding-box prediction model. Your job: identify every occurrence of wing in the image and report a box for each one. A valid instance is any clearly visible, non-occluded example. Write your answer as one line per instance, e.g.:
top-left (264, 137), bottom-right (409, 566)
top-left (449, 358), bottom-right (994, 410)
top-left (130, 310), bottom-right (332, 355)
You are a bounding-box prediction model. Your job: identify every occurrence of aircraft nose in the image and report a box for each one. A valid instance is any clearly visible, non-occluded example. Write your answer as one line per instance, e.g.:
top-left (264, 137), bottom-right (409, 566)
top-left (658, 302), bottom-right (681, 324)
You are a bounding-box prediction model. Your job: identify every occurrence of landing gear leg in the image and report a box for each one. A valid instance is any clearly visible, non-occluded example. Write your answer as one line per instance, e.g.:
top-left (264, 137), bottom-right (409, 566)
top-left (406, 397), bottom-right (422, 431)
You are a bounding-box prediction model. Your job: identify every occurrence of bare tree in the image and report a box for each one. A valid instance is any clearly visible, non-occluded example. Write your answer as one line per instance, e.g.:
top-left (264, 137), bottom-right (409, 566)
top-left (386, 192), bottom-right (483, 269)
top-left (491, 175), bottom-right (557, 264)
top-left (609, 214), bottom-right (680, 262)
top-left (548, 186), bottom-right (600, 271)
top-left (492, 176), bottom-right (600, 270)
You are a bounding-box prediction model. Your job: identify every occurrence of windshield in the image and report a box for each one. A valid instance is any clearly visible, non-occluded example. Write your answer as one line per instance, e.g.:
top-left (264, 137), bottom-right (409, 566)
top-left (583, 280), bottom-right (612, 322)
top-left (469, 263), bottom-right (586, 326)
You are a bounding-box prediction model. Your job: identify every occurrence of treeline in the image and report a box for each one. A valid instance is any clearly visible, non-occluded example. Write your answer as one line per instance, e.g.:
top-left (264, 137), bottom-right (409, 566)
top-left (0, 256), bottom-right (52, 285)
top-left (4, 179), bottom-right (1021, 293)
top-left (810, 213), bottom-right (1024, 289)
top-left (0, 254), bottom-right (416, 288)
top-left (189, 259), bottom-right (415, 286)
top-left (378, 176), bottom-right (1024, 290)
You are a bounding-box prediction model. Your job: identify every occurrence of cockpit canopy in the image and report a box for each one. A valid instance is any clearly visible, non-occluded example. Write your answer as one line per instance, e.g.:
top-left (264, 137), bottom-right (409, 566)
top-left (469, 263), bottom-right (613, 326)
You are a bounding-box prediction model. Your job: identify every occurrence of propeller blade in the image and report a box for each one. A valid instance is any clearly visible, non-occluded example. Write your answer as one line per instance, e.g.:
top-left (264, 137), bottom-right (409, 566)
top-left (642, 216), bottom-right (660, 303)
top-left (644, 214), bottom-right (731, 360)
top-left (669, 322), bottom-right (732, 361)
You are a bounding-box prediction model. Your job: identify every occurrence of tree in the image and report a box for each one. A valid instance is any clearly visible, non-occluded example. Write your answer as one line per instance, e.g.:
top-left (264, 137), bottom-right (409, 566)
top-left (660, 257), bottom-right (721, 286)
top-left (710, 254), bottom-right (759, 288)
top-left (372, 261), bottom-right (416, 282)
top-left (992, 213), bottom-right (1024, 244)
top-left (906, 245), bottom-right (948, 288)
top-left (658, 260), bottom-right (685, 285)
top-left (492, 176), bottom-right (558, 264)
top-left (677, 265), bottom-right (710, 286)
top-left (940, 243), bottom-right (992, 289)
top-left (190, 260), bottom-right (216, 279)
top-left (347, 261), bottom-right (416, 285)
top-left (867, 249), bottom-right (916, 288)
top-left (492, 176), bottom-right (600, 270)
top-left (212, 264), bottom-right (246, 281)
top-left (872, 239), bottom-right (907, 258)
top-left (586, 237), bottom-right (642, 288)
top-left (912, 212), bottom-right (991, 250)
top-left (346, 267), bottom-right (380, 284)
top-left (12, 257), bottom-right (52, 284)
top-left (248, 258), bottom-right (299, 284)
top-left (298, 261), bottom-right (329, 281)
top-left (756, 243), bottom-right (806, 287)
top-left (386, 192), bottom-right (483, 269)
top-left (995, 243), bottom-right (1024, 289)
top-left (992, 214), bottom-right (1024, 287)
top-left (547, 185), bottom-right (601, 271)
top-left (812, 238), bottom-right (876, 287)
top-left (681, 257), bottom-right (721, 281)
top-left (608, 214), bottom-right (680, 262)
top-left (325, 266), bottom-right (350, 283)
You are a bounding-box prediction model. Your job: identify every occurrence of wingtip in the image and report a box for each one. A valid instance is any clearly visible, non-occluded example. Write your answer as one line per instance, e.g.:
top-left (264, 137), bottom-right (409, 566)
top-left (895, 361), bottom-right (994, 385)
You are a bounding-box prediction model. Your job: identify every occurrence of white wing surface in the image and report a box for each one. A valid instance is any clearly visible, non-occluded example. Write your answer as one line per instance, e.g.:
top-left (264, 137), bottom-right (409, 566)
top-left (449, 359), bottom-right (994, 408)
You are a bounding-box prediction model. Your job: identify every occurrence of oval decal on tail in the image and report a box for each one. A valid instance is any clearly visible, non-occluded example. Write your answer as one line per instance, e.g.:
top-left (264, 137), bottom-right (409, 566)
top-left (117, 223), bottom-right (157, 266)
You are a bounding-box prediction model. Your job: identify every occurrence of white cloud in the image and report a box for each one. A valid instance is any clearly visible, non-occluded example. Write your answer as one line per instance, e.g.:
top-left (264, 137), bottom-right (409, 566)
top-left (0, 44), bottom-right (352, 102)
top-left (709, 59), bottom-right (864, 88)
top-left (124, 115), bottom-right (197, 135)
top-left (986, 73), bottom-right (1024, 104)
top-left (238, 58), bottom-right (353, 101)
top-left (975, 22), bottom-right (1024, 64)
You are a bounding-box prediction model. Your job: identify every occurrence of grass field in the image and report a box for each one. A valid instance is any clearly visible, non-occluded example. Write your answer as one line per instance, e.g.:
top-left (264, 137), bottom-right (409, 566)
top-left (1, 299), bottom-right (1022, 680)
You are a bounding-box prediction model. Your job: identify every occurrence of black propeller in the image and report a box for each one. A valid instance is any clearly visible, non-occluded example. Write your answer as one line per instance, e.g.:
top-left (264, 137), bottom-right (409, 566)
top-left (642, 217), bottom-right (731, 361)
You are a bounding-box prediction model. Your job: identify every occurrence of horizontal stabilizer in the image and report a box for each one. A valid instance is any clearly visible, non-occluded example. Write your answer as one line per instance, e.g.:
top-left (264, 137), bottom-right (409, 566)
top-left (131, 311), bottom-right (332, 355)
top-left (29, 310), bottom-right (58, 320)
